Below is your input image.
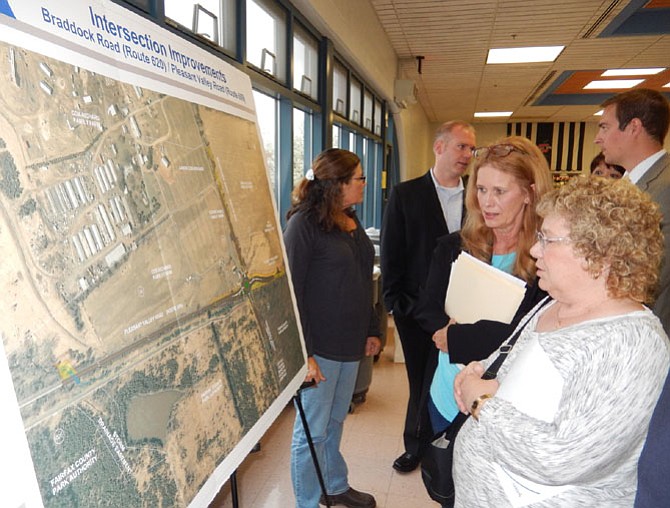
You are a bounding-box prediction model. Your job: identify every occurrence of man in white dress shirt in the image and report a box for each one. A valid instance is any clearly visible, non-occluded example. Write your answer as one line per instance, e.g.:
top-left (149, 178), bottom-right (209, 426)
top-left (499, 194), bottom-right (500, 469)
top-left (595, 88), bottom-right (670, 333)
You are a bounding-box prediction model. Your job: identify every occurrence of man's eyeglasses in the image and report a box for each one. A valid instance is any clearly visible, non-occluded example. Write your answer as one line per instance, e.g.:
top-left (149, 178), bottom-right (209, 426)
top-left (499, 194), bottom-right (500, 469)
top-left (535, 231), bottom-right (571, 250)
top-left (474, 144), bottom-right (528, 159)
top-left (352, 176), bottom-right (367, 182)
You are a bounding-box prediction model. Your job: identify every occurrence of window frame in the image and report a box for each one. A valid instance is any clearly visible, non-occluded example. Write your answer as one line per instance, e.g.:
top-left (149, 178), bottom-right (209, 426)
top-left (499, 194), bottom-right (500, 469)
top-left (112, 0), bottom-right (392, 232)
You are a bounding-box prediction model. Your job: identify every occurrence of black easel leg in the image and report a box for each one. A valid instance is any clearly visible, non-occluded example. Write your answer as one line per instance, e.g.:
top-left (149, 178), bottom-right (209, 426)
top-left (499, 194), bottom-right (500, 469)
top-left (230, 469), bottom-right (239, 508)
top-left (294, 389), bottom-right (331, 508)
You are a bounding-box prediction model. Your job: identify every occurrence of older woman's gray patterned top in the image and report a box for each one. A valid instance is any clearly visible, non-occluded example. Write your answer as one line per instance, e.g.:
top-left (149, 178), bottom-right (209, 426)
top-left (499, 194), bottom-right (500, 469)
top-left (453, 301), bottom-right (670, 508)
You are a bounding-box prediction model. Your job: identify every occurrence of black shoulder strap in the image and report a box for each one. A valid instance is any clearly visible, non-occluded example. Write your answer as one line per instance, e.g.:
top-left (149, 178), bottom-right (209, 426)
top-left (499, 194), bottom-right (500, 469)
top-left (482, 297), bottom-right (552, 380)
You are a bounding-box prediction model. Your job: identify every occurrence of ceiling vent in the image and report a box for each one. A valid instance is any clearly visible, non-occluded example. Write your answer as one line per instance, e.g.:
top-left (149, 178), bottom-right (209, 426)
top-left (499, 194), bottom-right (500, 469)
top-left (582, 0), bottom-right (621, 39)
top-left (524, 70), bottom-right (558, 106)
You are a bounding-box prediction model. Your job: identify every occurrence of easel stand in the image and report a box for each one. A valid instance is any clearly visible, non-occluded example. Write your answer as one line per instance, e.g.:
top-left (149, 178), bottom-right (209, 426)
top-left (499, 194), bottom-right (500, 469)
top-left (295, 381), bottom-right (331, 508)
top-left (230, 470), bottom-right (239, 508)
top-left (229, 443), bottom-right (260, 507)
top-left (229, 383), bottom-right (329, 508)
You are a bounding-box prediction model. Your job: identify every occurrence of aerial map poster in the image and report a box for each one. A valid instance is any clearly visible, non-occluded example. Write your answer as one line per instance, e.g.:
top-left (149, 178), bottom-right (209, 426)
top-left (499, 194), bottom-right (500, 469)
top-left (0, 1), bottom-right (307, 507)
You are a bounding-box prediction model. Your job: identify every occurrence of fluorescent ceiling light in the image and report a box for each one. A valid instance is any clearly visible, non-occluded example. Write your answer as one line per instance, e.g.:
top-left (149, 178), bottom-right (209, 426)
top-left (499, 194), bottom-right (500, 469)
top-left (583, 79), bottom-right (645, 90)
top-left (602, 68), bottom-right (665, 77)
top-left (594, 110), bottom-right (604, 116)
top-left (474, 111), bottom-right (513, 118)
top-left (664, 82), bottom-right (670, 88)
top-left (486, 46), bottom-right (564, 64)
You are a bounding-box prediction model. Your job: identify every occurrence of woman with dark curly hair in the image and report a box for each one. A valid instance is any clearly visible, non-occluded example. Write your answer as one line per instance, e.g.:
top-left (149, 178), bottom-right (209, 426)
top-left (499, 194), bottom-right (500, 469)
top-left (453, 176), bottom-right (670, 507)
top-left (284, 148), bottom-right (381, 508)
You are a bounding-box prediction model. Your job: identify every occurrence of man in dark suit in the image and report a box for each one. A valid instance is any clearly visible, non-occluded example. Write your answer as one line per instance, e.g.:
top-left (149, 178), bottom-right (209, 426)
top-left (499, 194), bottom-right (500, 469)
top-left (596, 88), bottom-right (670, 334)
top-left (381, 120), bottom-right (476, 472)
top-left (594, 88), bottom-right (670, 508)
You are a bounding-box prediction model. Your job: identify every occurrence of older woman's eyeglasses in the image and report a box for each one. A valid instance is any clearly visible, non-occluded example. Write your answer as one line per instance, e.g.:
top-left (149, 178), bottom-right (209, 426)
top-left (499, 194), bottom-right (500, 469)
top-left (535, 231), bottom-right (571, 250)
top-left (352, 176), bottom-right (367, 182)
top-left (474, 144), bottom-right (528, 159)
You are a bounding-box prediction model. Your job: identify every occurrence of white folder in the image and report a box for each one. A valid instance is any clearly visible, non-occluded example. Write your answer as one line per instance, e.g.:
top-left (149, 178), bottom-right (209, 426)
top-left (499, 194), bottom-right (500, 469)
top-left (444, 252), bottom-right (527, 324)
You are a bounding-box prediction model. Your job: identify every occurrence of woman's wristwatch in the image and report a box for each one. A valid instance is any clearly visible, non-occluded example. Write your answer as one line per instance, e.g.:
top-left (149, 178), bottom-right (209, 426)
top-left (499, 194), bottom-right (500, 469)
top-left (471, 393), bottom-right (493, 421)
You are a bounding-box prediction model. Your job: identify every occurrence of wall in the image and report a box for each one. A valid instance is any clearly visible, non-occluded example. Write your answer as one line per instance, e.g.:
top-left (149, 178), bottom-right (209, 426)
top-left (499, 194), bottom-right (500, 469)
top-left (436, 120), bottom-right (605, 173)
top-left (393, 104), bottom-right (434, 180)
top-left (293, 0), bottom-right (397, 100)
top-left (294, 0), bottom-right (434, 184)
top-left (469, 123), bottom-right (507, 146)
top-left (291, 2), bottom-right (670, 184)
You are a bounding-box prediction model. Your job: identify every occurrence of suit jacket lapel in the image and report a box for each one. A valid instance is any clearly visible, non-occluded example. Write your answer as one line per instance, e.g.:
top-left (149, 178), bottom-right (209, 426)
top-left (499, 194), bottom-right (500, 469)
top-left (461, 174), bottom-right (469, 228)
top-left (421, 171), bottom-right (448, 232)
top-left (637, 153), bottom-right (670, 191)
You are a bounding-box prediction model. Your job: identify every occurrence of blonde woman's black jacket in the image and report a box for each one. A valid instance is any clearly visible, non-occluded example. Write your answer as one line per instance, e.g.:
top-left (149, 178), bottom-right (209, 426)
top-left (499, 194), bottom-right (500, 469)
top-left (415, 232), bottom-right (548, 364)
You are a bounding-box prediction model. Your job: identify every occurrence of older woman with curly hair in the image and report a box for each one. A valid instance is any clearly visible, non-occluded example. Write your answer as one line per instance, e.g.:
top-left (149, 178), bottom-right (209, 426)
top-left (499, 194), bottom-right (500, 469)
top-left (453, 176), bottom-right (670, 507)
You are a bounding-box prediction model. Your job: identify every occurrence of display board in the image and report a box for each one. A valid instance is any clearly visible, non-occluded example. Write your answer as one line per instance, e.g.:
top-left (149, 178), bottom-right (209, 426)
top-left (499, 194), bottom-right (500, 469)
top-left (0, 1), bottom-right (307, 507)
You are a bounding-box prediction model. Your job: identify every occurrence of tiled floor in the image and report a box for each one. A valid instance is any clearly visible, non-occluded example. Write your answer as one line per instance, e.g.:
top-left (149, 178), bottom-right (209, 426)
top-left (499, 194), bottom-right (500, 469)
top-left (208, 321), bottom-right (439, 507)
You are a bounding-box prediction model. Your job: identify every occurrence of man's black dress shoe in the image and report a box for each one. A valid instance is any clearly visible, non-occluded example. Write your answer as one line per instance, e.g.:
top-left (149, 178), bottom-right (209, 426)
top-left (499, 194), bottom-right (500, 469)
top-left (392, 452), bottom-right (420, 473)
top-left (320, 487), bottom-right (376, 507)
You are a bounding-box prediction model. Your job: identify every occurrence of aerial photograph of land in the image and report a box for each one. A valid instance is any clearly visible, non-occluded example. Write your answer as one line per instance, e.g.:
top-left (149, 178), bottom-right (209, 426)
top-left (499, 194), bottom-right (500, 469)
top-left (0, 40), bottom-right (304, 507)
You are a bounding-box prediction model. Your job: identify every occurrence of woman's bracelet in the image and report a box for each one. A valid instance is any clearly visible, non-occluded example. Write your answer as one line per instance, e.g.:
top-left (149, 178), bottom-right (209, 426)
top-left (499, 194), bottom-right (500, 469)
top-left (471, 393), bottom-right (493, 421)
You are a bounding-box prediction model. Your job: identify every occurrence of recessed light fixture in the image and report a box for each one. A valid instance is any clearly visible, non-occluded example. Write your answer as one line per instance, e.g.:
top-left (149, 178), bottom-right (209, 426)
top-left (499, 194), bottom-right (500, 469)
top-left (583, 79), bottom-right (645, 90)
top-left (602, 68), bottom-right (665, 77)
top-left (474, 111), bottom-right (513, 118)
top-left (486, 46), bottom-right (564, 64)
top-left (594, 110), bottom-right (604, 116)
top-left (664, 82), bottom-right (670, 88)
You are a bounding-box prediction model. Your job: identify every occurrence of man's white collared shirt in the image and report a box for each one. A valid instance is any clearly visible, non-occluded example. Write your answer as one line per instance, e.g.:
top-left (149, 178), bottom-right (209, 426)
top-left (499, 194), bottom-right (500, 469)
top-left (431, 168), bottom-right (464, 233)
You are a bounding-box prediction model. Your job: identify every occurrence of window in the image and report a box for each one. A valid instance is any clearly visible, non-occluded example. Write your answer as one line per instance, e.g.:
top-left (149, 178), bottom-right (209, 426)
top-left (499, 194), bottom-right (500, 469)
top-left (333, 60), bottom-right (347, 116)
top-left (165, 0), bottom-right (237, 53)
top-left (121, 0), bottom-right (151, 13)
top-left (363, 90), bottom-right (373, 132)
top-left (118, 0), bottom-right (391, 232)
top-left (293, 108), bottom-right (314, 186)
top-left (349, 130), bottom-right (357, 150)
top-left (293, 23), bottom-right (319, 101)
top-left (246, 0), bottom-right (287, 82)
top-left (331, 121), bottom-right (384, 228)
top-left (332, 123), bottom-right (342, 148)
top-left (366, 139), bottom-right (384, 228)
top-left (349, 77), bottom-right (362, 124)
top-left (374, 99), bottom-right (382, 136)
top-left (253, 90), bottom-right (278, 195)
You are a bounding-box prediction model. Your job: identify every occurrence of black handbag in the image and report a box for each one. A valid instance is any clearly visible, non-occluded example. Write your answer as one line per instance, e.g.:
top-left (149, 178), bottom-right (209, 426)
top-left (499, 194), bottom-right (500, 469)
top-left (420, 298), bottom-right (549, 507)
top-left (420, 410), bottom-right (467, 507)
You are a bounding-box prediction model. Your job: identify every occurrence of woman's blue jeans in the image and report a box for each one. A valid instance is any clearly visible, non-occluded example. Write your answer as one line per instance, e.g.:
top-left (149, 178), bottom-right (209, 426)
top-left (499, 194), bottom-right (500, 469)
top-left (291, 355), bottom-right (360, 508)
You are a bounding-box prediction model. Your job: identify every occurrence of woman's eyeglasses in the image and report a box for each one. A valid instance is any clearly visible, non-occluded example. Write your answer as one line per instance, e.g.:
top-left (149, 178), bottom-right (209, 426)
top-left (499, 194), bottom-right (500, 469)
top-left (474, 144), bottom-right (528, 159)
top-left (352, 176), bottom-right (367, 182)
top-left (535, 231), bottom-right (571, 250)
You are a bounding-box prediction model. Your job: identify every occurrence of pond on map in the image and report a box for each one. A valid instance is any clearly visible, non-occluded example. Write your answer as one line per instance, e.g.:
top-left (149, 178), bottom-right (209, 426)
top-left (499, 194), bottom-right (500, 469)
top-left (126, 390), bottom-right (183, 442)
